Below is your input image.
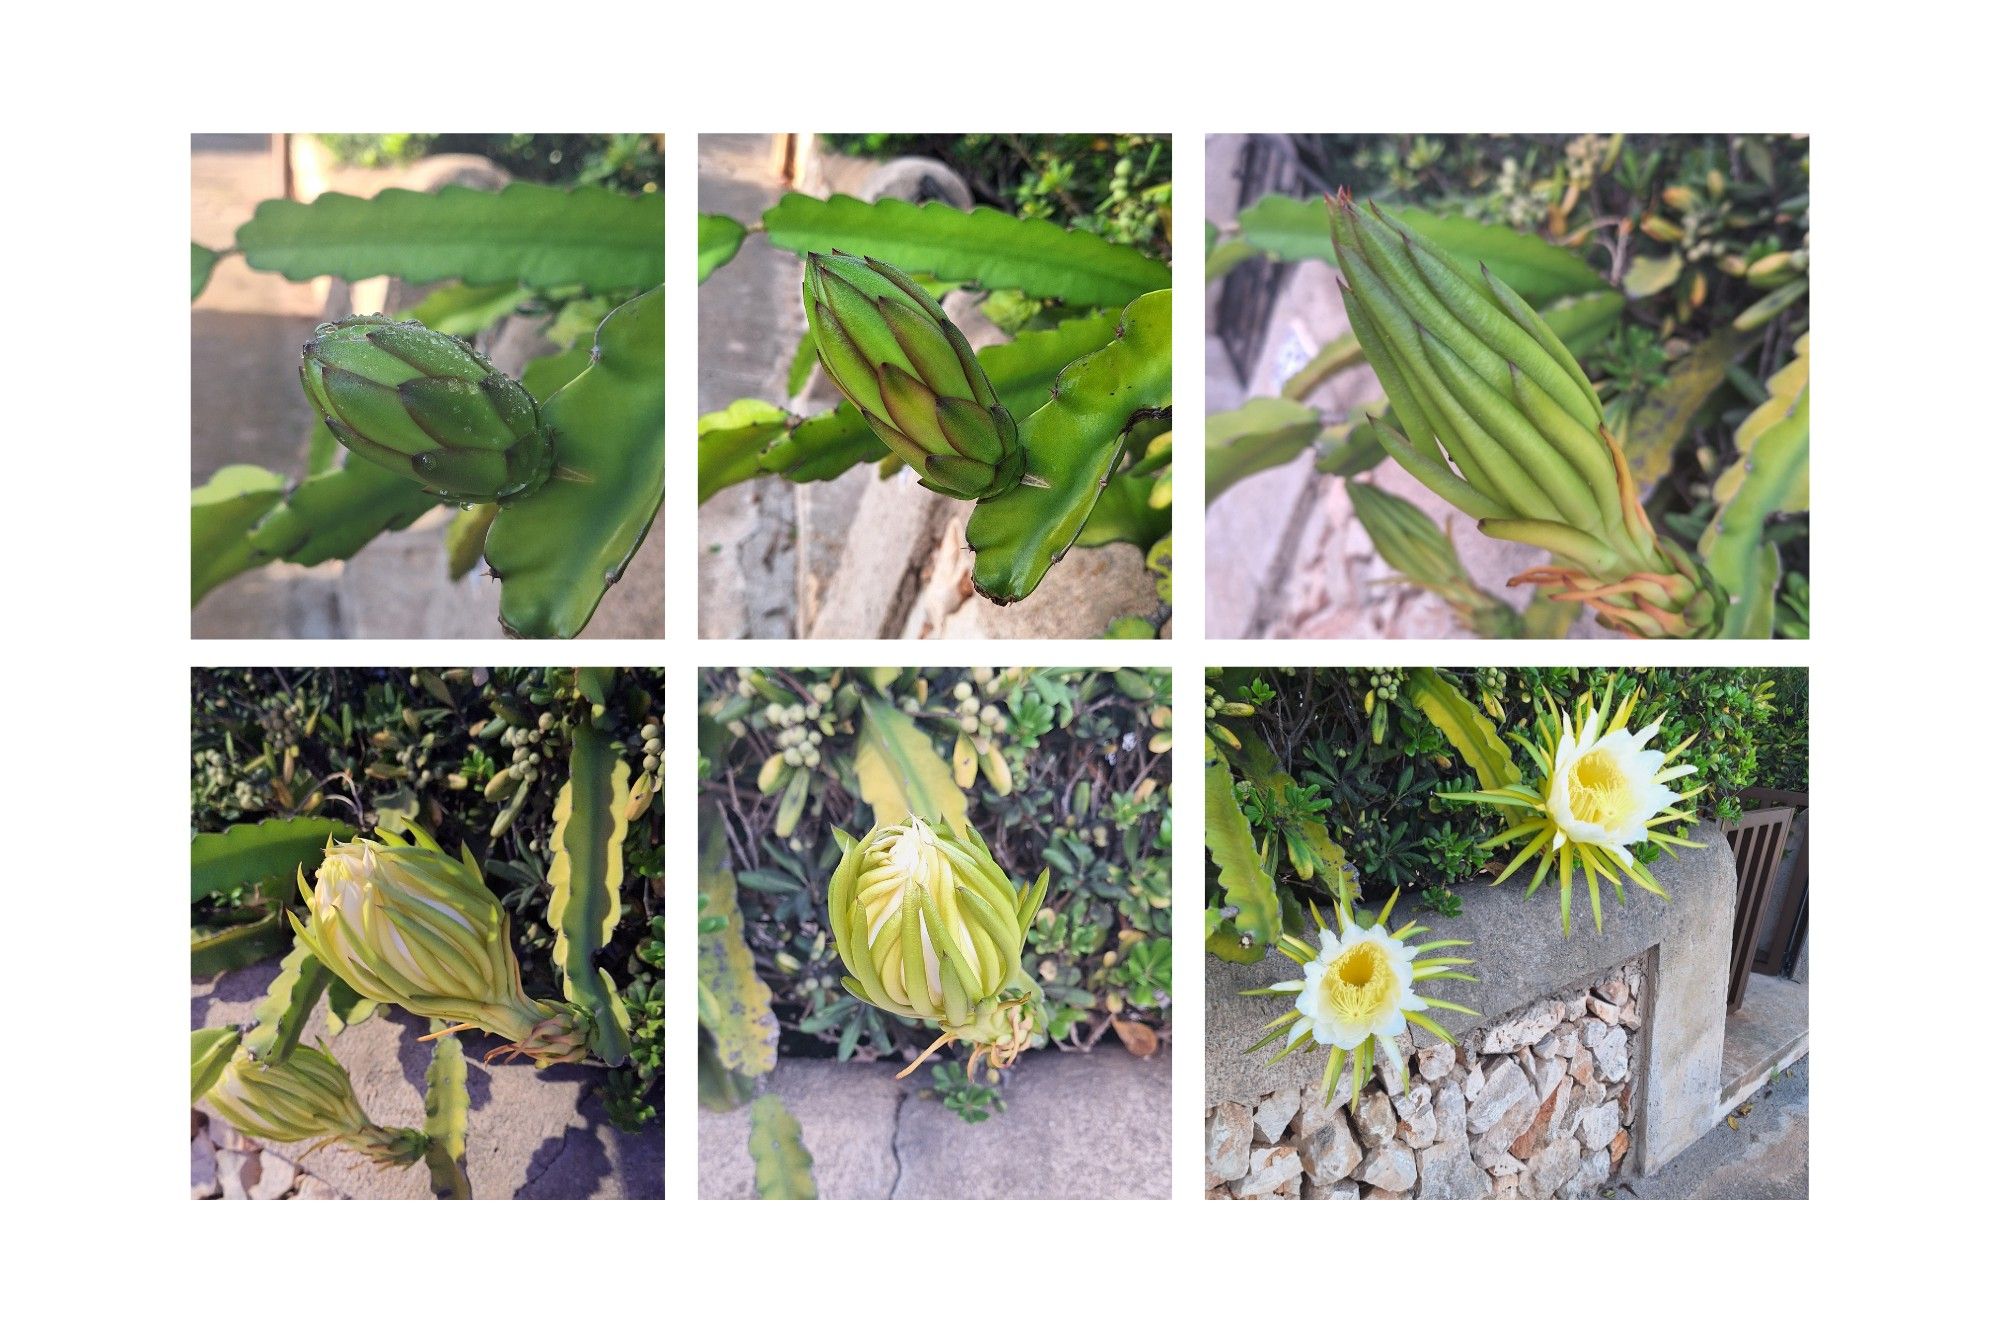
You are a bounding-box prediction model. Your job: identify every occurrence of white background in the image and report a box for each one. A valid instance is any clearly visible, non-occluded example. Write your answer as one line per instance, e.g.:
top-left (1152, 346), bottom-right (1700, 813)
top-left (5, 0), bottom-right (1981, 1321)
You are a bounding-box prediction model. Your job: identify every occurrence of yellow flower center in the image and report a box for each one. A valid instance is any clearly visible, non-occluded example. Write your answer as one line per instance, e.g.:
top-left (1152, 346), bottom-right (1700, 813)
top-left (1567, 748), bottom-right (1638, 829)
top-left (1318, 939), bottom-right (1397, 1025)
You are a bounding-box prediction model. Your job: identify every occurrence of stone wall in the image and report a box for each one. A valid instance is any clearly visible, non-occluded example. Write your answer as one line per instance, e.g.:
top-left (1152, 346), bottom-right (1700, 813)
top-left (1207, 956), bottom-right (1646, 1200)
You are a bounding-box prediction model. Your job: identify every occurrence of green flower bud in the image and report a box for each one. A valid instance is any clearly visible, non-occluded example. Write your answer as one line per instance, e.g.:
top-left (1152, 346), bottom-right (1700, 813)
top-left (299, 315), bottom-right (554, 504)
top-left (827, 817), bottom-right (1049, 1076)
top-left (290, 826), bottom-right (591, 1066)
top-left (802, 252), bottom-right (1024, 501)
top-left (204, 1044), bottom-right (426, 1168)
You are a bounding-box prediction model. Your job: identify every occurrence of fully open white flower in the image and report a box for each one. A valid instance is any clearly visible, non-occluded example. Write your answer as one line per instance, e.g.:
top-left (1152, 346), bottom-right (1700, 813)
top-left (1546, 706), bottom-right (1696, 867)
top-left (1245, 893), bottom-right (1478, 1108)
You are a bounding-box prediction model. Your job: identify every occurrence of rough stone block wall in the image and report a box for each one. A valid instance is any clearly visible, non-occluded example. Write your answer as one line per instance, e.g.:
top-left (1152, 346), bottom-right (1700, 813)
top-left (1206, 955), bottom-right (1646, 1200)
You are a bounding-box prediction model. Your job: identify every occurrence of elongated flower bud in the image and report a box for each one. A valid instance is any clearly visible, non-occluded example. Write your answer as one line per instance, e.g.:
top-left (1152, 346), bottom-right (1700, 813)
top-left (291, 826), bottom-right (591, 1066)
top-left (204, 1045), bottom-right (427, 1167)
top-left (1328, 191), bottom-right (1724, 638)
top-left (827, 816), bottom-right (1048, 1075)
top-left (300, 315), bottom-right (553, 503)
top-left (802, 252), bottom-right (1025, 501)
top-left (1347, 480), bottom-right (1523, 637)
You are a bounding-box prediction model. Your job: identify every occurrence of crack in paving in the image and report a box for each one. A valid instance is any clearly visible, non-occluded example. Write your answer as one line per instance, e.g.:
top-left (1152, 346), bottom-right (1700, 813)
top-left (516, 1124), bottom-right (584, 1197)
top-left (886, 1084), bottom-right (914, 1200)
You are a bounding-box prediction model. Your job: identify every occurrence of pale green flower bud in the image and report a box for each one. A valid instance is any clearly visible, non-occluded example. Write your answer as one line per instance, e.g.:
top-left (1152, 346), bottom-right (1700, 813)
top-left (204, 1044), bottom-right (426, 1168)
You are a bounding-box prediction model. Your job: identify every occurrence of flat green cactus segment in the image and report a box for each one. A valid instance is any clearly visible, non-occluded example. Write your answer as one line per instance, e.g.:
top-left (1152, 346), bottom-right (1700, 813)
top-left (192, 913), bottom-right (289, 978)
top-left (1076, 472), bottom-right (1171, 550)
top-left (1205, 397), bottom-right (1321, 502)
top-left (191, 465), bottom-right (287, 606)
top-left (1204, 759), bottom-right (1279, 962)
top-left (698, 213), bottom-right (748, 282)
top-left (968, 290), bottom-right (1172, 604)
top-left (190, 816), bottom-right (355, 904)
top-left (1621, 328), bottom-right (1746, 488)
top-left (1702, 339), bottom-right (1808, 635)
top-left (748, 1094), bottom-right (817, 1200)
top-left (1404, 668), bottom-right (1521, 794)
top-left (245, 944), bottom-right (332, 1067)
top-left (697, 399), bottom-right (792, 502)
top-left (488, 285), bottom-right (664, 638)
top-left (764, 193), bottom-right (1169, 308)
top-left (547, 724), bottom-right (633, 1066)
top-left (445, 503), bottom-right (498, 581)
top-left (191, 1028), bottom-right (241, 1102)
top-left (855, 696), bottom-right (969, 834)
top-left (1236, 194), bottom-right (1611, 307)
top-left (1537, 289), bottom-right (1626, 358)
top-left (696, 826), bottom-right (778, 1079)
top-left (191, 242), bottom-right (220, 301)
top-left (399, 281), bottom-right (528, 338)
top-left (716, 311), bottom-right (1123, 498)
top-left (236, 182), bottom-right (664, 292)
top-left (422, 1026), bottom-right (472, 1199)
top-left (246, 448), bottom-right (440, 566)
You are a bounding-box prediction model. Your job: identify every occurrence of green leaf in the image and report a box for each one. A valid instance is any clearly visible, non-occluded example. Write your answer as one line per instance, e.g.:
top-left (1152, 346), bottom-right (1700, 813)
top-left (191, 816), bottom-right (355, 904)
top-left (1622, 252), bottom-right (1683, 299)
top-left (191, 465), bottom-right (286, 606)
top-left (748, 1094), bottom-right (817, 1200)
top-left (1236, 195), bottom-right (1610, 304)
top-left (854, 696), bottom-right (969, 834)
top-left (422, 1025), bottom-right (472, 1200)
top-left (243, 944), bottom-right (331, 1067)
top-left (1702, 339), bottom-right (1808, 633)
top-left (695, 826), bottom-right (778, 1077)
top-left (1621, 328), bottom-right (1745, 489)
top-left (520, 344), bottom-right (594, 402)
top-left (763, 193), bottom-right (1168, 308)
top-left (698, 399), bottom-right (794, 505)
top-left (1404, 669), bottom-right (1521, 794)
top-left (192, 912), bottom-right (289, 977)
top-left (191, 242), bottom-right (221, 301)
top-left (547, 724), bottom-right (633, 1066)
top-left (243, 450), bottom-right (439, 569)
top-left (236, 182), bottom-right (663, 292)
top-left (698, 213), bottom-right (748, 282)
top-left (1075, 472), bottom-right (1171, 550)
top-left (399, 281), bottom-right (526, 337)
top-left (1204, 760), bottom-right (1280, 957)
top-left (191, 1028), bottom-right (241, 1102)
top-left (489, 285), bottom-right (664, 639)
top-left (967, 289), bottom-right (1172, 604)
top-left (1206, 397), bottom-right (1321, 503)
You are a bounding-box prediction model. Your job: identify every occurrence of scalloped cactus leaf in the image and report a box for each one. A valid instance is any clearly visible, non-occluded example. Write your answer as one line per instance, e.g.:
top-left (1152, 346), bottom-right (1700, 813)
top-left (967, 290), bottom-right (1172, 604)
top-left (547, 724), bottom-right (633, 1066)
top-left (191, 242), bottom-right (221, 301)
top-left (236, 182), bottom-right (663, 292)
top-left (855, 696), bottom-right (969, 834)
top-left (764, 193), bottom-right (1168, 308)
top-left (191, 912), bottom-right (289, 978)
top-left (748, 1095), bottom-right (817, 1199)
top-left (1205, 397), bottom-right (1321, 502)
top-left (698, 400), bottom-right (792, 503)
top-left (422, 1025), bottom-right (472, 1200)
top-left (1701, 338), bottom-right (1809, 634)
top-left (244, 447), bottom-right (439, 567)
top-left (698, 213), bottom-right (748, 282)
top-left (191, 816), bottom-right (355, 903)
top-left (696, 826), bottom-right (778, 1077)
top-left (191, 1028), bottom-right (241, 1102)
top-left (487, 285), bottom-right (663, 639)
top-left (244, 944), bottom-right (332, 1067)
top-left (1405, 668), bottom-right (1522, 794)
top-left (1204, 760), bottom-right (1279, 962)
top-left (191, 465), bottom-right (286, 606)
top-left (399, 281), bottom-right (528, 338)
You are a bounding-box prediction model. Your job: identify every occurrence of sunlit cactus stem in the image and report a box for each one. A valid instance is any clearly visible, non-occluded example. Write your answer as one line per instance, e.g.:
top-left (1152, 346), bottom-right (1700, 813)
top-left (801, 251), bottom-right (1028, 502)
top-left (1327, 189), bottom-right (1727, 638)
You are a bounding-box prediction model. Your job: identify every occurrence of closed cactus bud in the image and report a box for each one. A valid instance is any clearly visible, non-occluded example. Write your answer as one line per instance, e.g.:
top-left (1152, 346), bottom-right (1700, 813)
top-left (802, 252), bottom-right (1025, 501)
top-left (827, 816), bottom-right (1049, 1076)
top-left (299, 315), bottom-right (554, 504)
top-left (290, 826), bottom-right (592, 1066)
top-left (204, 1044), bottom-right (426, 1168)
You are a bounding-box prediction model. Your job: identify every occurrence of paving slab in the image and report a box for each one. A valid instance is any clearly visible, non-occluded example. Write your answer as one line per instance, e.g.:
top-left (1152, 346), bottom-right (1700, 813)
top-left (698, 1047), bottom-right (1171, 1200)
top-left (1615, 1057), bottom-right (1807, 1200)
top-left (1720, 971), bottom-right (1809, 1106)
top-left (193, 959), bottom-right (661, 1200)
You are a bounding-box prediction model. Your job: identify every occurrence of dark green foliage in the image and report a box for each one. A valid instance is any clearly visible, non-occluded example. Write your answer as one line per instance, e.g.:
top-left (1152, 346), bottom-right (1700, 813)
top-left (189, 667), bottom-right (665, 1131)
top-left (699, 667), bottom-right (1171, 1069)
